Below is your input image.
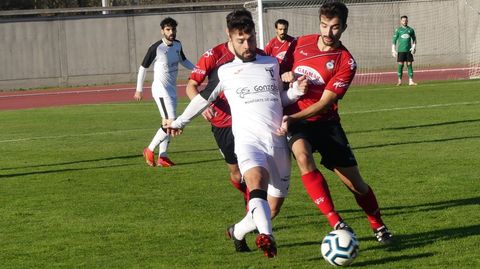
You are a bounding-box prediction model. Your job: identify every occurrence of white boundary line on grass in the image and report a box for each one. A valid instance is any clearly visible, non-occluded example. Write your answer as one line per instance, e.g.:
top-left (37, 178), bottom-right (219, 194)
top-left (1, 100), bottom-right (479, 144)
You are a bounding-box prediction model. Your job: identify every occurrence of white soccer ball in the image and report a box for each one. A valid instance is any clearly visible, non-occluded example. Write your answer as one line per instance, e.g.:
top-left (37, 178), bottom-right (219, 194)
top-left (321, 230), bottom-right (359, 266)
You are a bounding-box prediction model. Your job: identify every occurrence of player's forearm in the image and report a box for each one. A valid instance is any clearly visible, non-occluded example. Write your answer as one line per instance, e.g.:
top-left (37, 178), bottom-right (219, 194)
top-left (289, 90), bottom-right (336, 122)
top-left (171, 94), bottom-right (209, 129)
top-left (186, 79), bottom-right (200, 100)
top-left (136, 66), bottom-right (147, 92)
top-left (289, 100), bottom-right (329, 122)
top-left (182, 59), bottom-right (195, 70)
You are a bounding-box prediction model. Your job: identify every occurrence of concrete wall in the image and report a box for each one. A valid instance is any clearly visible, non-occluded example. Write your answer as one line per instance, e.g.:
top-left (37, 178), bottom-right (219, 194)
top-left (0, 0), bottom-right (477, 90)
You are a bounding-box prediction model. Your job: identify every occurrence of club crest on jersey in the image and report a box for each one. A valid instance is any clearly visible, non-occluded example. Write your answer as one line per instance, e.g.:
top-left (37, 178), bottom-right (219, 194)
top-left (295, 65), bottom-right (325, 85)
top-left (326, 60), bottom-right (335, 70)
top-left (265, 67), bottom-right (275, 78)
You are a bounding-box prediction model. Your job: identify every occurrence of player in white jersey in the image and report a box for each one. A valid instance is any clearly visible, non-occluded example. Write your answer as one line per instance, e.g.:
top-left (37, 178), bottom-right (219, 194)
top-left (165, 13), bottom-right (307, 258)
top-left (134, 17), bottom-right (194, 167)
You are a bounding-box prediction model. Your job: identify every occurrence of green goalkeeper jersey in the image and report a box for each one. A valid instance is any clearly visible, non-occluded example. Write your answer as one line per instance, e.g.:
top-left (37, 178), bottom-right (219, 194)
top-left (392, 26), bottom-right (416, 52)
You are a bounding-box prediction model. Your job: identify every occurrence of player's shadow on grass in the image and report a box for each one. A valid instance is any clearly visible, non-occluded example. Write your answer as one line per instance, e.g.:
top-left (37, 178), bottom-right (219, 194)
top-left (305, 252), bottom-right (435, 266)
top-left (349, 253), bottom-right (435, 267)
top-left (0, 148), bottom-right (218, 171)
top-left (0, 163), bottom-right (136, 179)
top-left (360, 223), bottom-right (480, 252)
top-left (341, 196), bottom-right (480, 218)
top-left (353, 134), bottom-right (480, 150)
top-left (347, 118), bottom-right (480, 135)
top-left (275, 196), bottom-right (480, 238)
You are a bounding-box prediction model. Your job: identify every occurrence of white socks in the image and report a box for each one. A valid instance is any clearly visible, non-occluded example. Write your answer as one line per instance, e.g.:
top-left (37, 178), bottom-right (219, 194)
top-left (148, 128), bottom-right (168, 152)
top-left (233, 197), bottom-right (272, 240)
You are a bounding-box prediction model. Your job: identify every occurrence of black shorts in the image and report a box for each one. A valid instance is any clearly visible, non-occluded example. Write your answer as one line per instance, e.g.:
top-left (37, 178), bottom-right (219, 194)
top-left (287, 121), bottom-right (357, 170)
top-left (397, 52), bottom-right (414, 63)
top-left (211, 126), bottom-right (237, 165)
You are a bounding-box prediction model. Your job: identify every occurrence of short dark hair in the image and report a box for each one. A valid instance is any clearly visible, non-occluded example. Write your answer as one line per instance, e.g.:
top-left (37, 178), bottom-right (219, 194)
top-left (226, 9), bottom-right (255, 34)
top-left (401, 15), bottom-right (408, 20)
top-left (160, 17), bottom-right (177, 29)
top-left (226, 9), bottom-right (253, 25)
top-left (274, 19), bottom-right (289, 28)
top-left (319, 2), bottom-right (349, 26)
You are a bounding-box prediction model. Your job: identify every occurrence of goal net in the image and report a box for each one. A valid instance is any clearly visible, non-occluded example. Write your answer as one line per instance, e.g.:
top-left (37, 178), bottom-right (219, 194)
top-left (245, 0), bottom-right (480, 85)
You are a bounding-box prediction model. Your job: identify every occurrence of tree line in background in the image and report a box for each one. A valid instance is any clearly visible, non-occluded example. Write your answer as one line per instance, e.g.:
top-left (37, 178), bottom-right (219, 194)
top-left (0, 0), bottom-right (222, 10)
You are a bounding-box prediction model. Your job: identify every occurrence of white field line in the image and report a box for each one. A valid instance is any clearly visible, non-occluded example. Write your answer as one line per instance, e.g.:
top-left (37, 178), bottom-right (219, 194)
top-left (1, 101), bottom-right (479, 144)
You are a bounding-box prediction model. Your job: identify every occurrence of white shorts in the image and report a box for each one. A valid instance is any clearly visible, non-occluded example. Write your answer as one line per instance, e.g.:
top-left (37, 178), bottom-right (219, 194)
top-left (236, 143), bottom-right (291, 198)
top-left (152, 93), bottom-right (176, 120)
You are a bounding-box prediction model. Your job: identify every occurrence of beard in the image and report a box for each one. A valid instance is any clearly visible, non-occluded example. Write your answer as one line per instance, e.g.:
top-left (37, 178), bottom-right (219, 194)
top-left (235, 49), bottom-right (256, 62)
top-left (321, 35), bottom-right (335, 46)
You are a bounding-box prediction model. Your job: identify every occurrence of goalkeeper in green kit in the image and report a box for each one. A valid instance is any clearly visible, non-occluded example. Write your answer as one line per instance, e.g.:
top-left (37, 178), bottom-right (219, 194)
top-left (392, 15), bottom-right (417, 86)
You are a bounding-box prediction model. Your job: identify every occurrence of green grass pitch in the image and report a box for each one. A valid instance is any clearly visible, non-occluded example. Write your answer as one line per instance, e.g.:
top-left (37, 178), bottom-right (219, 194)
top-left (1, 79), bottom-right (479, 268)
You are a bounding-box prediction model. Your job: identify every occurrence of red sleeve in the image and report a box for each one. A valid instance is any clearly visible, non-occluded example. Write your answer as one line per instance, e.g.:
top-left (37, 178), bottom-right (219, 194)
top-left (264, 38), bottom-right (274, 56)
top-left (325, 51), bottom-right (357, 99)
top-left (280, 38), bottom-right (297, 73)
top-left (188, 48), bottom-right (217, 85)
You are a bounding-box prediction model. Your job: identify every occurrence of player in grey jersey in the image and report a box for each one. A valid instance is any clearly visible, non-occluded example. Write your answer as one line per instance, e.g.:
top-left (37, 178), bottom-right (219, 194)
top-left (165, 13), bottom-right (307, 258)
top-left (134, 17), bottom-right (194, 167)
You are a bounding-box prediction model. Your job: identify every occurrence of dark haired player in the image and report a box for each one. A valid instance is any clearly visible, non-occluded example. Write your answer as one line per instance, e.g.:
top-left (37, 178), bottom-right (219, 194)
top-left (280, 2), bottom-right (393, 245)
top-left (134, 17), bottom-right (194, 167)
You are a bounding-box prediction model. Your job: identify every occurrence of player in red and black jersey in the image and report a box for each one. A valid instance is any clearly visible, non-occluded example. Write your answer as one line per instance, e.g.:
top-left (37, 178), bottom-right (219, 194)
top-left (279, 2), bottom-right (393, 245)
top-left (264, 19), bottom-right (295, 73)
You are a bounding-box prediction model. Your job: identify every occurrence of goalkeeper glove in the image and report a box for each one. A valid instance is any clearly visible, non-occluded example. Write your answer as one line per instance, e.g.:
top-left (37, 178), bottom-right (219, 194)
top-left (391, 44), bottom-right (397, 58)
top-left (410, 44), bottom-right (416, 54)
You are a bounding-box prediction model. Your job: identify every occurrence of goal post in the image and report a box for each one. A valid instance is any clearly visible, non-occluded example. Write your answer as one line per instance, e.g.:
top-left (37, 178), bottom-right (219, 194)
top-left (245, 0), bottom-right (480, 85)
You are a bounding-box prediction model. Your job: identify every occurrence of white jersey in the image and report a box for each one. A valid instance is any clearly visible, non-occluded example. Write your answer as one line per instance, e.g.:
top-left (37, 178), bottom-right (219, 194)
top-left (173, 54), bottom-right (304, 197)
top-left (139, 39), bottom-right (194, 98)
top-left (202, 55), bottom-right (286, 147)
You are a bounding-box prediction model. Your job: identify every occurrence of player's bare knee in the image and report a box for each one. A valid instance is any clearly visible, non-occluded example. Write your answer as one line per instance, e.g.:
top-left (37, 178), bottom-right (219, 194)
top-left (295, 152), bottom-right (312, 167)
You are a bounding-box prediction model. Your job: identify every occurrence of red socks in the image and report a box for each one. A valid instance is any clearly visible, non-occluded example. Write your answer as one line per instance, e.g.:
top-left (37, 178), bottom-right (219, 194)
top-left (230, 178), bottom-right (248, 201)
top-left (354, 186), bottom-right (384, 230)
top-left (301, 170), bottom-right (342, 227)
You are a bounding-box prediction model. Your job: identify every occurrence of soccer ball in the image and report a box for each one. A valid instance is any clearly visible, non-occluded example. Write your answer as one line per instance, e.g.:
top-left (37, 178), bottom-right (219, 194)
top-left (321, 230), bottom-right (359, 266)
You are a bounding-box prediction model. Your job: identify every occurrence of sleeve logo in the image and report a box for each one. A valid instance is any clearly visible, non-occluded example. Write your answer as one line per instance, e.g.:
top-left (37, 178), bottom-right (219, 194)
top-left (348, 58), bottom-right (357, 71)
top-left (203, 49), bottom-right (214, 57)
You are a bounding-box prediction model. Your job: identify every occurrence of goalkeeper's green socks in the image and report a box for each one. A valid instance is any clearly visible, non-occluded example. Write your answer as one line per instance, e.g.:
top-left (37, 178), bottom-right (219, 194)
top-left (397, 64), bottom-right (404, 79)
top-left (407, 64), bottom-right (414, 79)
